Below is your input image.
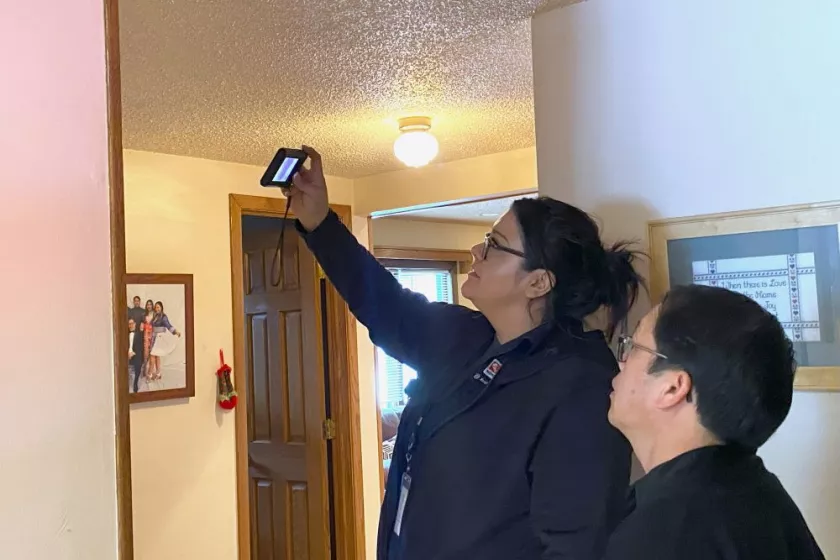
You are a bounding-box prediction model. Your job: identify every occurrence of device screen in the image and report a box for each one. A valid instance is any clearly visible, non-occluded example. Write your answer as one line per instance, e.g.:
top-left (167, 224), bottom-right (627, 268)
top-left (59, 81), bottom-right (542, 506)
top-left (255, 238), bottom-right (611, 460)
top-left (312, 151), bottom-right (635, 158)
top-left (273, 157), bottom-right (300, 183)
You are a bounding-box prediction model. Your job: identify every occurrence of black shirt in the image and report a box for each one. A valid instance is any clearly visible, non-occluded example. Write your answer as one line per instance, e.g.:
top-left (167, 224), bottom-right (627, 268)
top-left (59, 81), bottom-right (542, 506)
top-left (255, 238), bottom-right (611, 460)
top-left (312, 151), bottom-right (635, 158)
top-left (604, 445), bottom-right (825, 560)
top-left (128, 306), bottom-right (145, 329)
top-left (298, 212), bottom-right (632, 560)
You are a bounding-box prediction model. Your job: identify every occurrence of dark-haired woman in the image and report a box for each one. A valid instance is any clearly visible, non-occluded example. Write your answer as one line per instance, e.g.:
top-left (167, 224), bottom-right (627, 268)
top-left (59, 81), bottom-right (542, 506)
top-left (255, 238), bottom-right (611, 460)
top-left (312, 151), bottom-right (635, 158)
top-left (289, 147), bottom-right (644, 560)
top-left (140, 299), bottom-right (155, 381)
top-left (147, 301), bottom-right (180, 380)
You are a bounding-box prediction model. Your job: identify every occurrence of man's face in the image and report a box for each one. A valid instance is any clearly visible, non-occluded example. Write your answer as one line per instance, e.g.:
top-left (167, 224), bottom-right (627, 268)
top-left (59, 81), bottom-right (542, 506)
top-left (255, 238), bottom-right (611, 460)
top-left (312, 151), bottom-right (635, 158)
top-left (608, 306), bottom-right (666, 436)
top-left (128, 319), bottom-right (136, 332)
top-left (133, 297), bottom-right (141, 308)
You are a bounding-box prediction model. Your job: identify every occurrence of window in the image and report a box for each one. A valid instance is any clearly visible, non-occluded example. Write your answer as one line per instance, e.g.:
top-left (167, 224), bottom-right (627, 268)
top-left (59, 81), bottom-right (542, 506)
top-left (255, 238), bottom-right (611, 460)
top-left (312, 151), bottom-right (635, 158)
top-left (375, 262), bottom-right (455, 409)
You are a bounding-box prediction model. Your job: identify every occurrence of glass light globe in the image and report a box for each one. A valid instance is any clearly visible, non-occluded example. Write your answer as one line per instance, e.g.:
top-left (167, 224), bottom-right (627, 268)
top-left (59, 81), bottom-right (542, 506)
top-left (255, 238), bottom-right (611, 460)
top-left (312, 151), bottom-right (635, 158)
top-left (393, 130), bottom-right (439, 167)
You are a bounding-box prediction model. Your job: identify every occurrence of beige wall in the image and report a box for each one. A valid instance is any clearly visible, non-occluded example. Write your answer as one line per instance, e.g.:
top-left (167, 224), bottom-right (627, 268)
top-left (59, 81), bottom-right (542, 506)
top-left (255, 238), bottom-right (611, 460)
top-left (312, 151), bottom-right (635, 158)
top-left (123, 150), bottom-right (381, 560)
top-left (533, 1), bottom-right (840, 555)
top-left (350, 215), bottom-right (382, 558)
top-left (0, 0), bottom-right (119, 557)
top-left (372, 218), bottom-right (488, 309)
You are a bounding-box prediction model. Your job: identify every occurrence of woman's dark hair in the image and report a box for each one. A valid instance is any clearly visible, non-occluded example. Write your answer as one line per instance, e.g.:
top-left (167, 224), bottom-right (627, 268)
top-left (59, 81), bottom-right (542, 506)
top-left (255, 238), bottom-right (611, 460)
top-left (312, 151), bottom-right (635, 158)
top-left (145, 299), bottom-right (154, 311)
top-left (511, 196), bottom-right (646, 339)
top-left (155, 301), bottom-right (165, 314)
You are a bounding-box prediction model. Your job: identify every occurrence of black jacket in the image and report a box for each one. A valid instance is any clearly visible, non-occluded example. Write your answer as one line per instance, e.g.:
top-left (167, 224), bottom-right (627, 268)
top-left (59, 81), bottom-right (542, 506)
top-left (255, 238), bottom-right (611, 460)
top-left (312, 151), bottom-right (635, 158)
top-left (298, 211), bottom-right (631, 560)
top-left (604, 445), bottom-right (825, 560)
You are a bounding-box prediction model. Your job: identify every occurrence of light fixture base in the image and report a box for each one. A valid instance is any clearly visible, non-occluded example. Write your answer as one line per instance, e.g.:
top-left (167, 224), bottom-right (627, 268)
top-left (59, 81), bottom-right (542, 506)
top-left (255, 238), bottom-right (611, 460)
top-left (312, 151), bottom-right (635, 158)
top-left (398, 116), bottom-right (432, 133)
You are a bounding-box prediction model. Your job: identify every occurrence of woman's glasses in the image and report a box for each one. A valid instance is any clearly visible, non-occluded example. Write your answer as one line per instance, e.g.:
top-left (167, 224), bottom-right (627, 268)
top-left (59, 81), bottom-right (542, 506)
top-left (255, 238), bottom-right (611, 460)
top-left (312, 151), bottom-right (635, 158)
top-left (482, 233), bottom-right (526, 260)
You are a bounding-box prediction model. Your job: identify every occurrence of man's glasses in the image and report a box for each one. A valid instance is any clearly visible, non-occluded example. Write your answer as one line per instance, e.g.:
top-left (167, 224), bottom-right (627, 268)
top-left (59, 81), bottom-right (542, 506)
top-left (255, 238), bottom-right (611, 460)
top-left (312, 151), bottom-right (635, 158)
top-left (482, 233), bottom-right (526, 260)
top-left (617, 334), bottom-right (693, 402)
top-left (617, 334), bottom-right (668, 363)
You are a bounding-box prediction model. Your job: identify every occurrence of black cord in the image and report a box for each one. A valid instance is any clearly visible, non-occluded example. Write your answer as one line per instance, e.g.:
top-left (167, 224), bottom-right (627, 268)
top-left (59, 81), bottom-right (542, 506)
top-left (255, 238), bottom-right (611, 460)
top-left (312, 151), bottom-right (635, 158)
top-left (270, 195), bottom-right (293, 287)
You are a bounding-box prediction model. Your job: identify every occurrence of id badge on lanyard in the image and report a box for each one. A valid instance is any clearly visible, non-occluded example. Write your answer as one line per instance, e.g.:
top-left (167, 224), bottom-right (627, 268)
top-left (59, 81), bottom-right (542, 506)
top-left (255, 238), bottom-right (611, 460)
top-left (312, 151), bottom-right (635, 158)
top-left (393, 471), bottom-right (411, 536)
top-left (394, 415), bottom-right (422, 537)
top-left (393, 357), bottom-right (503, 537)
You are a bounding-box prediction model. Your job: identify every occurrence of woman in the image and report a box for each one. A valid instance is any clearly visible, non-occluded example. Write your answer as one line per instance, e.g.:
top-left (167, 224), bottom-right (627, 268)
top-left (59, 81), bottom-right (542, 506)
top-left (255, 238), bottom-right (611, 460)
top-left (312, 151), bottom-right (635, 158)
top-left (141, 299), bottom-right (155, 381)
top-left (290, 147), bottom-right (644, 560)
top-left (147, 301), bottom-right (181, 380)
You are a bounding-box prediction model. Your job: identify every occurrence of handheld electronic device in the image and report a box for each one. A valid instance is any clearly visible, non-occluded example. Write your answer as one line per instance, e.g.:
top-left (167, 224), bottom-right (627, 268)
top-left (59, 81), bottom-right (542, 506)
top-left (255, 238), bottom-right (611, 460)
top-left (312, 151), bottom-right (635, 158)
top-left (260, 147), bottom-right (308, 286)
top-left (260, 148), bottom-right (308, 189)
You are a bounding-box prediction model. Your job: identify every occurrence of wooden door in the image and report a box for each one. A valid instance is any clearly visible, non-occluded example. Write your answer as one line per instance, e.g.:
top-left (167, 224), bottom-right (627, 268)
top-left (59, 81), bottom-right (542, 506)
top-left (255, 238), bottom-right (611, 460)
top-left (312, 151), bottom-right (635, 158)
top-left (242, 215), bottom-right (330, 560)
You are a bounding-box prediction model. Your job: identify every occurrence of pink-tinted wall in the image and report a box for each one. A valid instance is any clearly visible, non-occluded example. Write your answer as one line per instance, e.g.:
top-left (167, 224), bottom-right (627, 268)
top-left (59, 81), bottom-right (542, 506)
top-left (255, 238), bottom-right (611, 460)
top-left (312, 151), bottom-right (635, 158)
top-left (0, 0), bottom-right (118, 557)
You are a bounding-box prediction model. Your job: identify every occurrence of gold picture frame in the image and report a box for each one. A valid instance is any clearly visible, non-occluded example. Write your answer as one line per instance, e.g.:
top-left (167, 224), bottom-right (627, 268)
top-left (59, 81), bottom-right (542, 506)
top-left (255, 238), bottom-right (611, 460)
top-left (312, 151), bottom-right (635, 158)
top-left (648, 200), bottom-right (840, 392)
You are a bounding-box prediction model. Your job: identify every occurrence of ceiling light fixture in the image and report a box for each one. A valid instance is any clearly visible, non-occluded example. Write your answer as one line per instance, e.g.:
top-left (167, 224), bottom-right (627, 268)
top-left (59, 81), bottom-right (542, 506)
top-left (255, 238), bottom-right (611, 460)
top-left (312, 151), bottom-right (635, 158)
top-left (393, 116), bottom-right (439, 168)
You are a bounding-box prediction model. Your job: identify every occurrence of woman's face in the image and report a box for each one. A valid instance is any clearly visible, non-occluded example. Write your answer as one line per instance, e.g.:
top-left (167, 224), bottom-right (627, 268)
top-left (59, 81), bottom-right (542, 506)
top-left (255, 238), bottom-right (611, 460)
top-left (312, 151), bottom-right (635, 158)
top-left (461, 209), bottom-right (534, 310)
top-left (145, 301), bottom-right (154, 312)
top-left (154, 303), bottom-right (162, 314)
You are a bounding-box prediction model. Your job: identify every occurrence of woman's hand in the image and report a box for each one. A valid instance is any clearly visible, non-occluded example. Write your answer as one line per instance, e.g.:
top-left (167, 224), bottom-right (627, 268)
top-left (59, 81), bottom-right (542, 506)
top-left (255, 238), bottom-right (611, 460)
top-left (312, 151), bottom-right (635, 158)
top-left (287, 145), bottom-right (330, 232)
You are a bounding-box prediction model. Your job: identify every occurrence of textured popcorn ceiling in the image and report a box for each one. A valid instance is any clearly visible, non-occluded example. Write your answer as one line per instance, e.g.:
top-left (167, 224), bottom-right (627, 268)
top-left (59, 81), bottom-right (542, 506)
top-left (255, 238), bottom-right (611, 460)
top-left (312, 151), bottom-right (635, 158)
top-left (119, 0), bottom-right (553, 178)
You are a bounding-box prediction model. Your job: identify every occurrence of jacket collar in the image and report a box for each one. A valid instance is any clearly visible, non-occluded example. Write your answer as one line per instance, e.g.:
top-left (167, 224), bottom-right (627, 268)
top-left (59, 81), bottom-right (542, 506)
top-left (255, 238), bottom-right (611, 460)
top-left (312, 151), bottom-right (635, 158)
top-left (492, 320), bottom-right (603, 386)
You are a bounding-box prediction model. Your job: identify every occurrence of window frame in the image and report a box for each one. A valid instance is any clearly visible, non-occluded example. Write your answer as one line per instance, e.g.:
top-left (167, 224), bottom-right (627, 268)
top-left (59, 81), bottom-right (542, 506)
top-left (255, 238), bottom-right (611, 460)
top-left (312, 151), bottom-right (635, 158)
top-left (372, 256), bottom-right (463, 411)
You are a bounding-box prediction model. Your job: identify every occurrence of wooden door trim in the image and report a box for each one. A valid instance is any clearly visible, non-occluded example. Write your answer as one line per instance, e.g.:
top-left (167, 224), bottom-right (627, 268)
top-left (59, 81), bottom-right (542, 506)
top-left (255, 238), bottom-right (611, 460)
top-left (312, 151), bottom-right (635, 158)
top-left (366, 217), bottom-right (386, 499)
top-left (230, 194), bottom-right (366, 560)
top-left (104, 0), bottom-right (134, 557)
top-left (372, 246), bottom-right (473, 264)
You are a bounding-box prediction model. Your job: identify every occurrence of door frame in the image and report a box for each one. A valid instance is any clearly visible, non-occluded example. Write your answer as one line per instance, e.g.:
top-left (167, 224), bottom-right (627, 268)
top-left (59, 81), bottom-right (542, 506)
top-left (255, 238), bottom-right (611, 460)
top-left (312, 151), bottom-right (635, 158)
top-left (104, 0), bottom-right (134, 558)
top-left (229, 194), bottom-right (367, 560)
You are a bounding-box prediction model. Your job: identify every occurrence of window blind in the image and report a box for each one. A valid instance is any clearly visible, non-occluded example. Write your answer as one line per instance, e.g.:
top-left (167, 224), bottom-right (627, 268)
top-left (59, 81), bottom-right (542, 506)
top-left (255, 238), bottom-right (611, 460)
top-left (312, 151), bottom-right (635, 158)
top-left (377, 266), bottom-right (454, 409)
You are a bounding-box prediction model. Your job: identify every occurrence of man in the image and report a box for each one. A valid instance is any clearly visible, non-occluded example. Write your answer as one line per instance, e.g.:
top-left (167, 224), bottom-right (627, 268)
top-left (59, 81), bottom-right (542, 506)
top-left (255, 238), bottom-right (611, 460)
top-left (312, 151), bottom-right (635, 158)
top-left (128, 318), bottom-right (144, 393)
top-left (605, 284), bottom-right (824, 559)
top-left (128, 296), bottom-right (145, 330)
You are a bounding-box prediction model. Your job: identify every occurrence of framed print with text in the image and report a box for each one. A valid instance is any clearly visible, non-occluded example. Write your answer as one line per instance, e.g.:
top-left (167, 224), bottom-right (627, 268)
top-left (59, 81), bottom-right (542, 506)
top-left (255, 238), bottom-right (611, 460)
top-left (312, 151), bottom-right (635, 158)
top-left (648, 201), bottom-right (840, 391)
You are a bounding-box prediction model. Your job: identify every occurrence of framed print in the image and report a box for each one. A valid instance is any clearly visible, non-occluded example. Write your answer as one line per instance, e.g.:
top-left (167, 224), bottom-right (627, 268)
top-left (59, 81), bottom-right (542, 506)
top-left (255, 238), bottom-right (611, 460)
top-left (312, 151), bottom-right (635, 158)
top-left (648, 201), bottom-right (840, 391)
top-left (125, 274), bottom-right (195, 403)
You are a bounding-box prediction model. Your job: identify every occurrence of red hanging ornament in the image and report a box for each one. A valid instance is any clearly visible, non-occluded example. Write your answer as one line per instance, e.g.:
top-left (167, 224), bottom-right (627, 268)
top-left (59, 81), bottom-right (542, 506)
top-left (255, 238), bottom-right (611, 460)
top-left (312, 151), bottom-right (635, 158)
top-left (217, 349), bottom-right (237, 410)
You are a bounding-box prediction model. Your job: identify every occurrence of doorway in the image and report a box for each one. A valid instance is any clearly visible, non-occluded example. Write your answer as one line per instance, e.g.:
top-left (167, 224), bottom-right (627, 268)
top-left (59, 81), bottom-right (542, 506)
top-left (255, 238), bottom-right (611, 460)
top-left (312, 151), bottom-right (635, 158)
top-left (240, 214), bottom-right (332, 558)
top-left (230, 194), bottom-right (365, 560)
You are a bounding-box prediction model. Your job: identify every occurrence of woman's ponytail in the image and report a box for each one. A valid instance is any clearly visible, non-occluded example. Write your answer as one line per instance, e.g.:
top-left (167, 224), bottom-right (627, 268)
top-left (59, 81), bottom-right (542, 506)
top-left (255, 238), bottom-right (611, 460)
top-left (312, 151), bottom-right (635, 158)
top-left (600, 241), bottom-right (647, 340)
top-left (511, 196), bottom-right (647, 338)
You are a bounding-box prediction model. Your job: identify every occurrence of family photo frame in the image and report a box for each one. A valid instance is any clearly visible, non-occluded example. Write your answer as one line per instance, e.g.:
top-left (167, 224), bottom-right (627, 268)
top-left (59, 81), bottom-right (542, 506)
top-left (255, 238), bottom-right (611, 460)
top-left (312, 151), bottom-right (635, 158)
top-left (125, 273), bottom-right (195, 403)
top-left (648, 201), bottom-right (840, 391)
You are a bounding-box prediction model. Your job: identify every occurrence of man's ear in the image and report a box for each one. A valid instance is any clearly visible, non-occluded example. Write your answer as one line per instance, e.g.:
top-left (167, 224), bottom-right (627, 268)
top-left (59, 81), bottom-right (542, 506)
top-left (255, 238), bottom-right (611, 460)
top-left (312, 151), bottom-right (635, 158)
top-left (655, 370), bottom-right (693, 409)
top-left (525, 269), bottom-right (555, 299)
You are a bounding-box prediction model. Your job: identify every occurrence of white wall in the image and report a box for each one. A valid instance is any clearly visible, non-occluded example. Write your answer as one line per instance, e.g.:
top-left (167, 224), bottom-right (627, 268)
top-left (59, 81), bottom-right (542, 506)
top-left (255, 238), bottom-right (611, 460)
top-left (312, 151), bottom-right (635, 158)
top-left (532, 0), bottom-right (840, 555)
top-left (0, 0), bottom-right (118, 557)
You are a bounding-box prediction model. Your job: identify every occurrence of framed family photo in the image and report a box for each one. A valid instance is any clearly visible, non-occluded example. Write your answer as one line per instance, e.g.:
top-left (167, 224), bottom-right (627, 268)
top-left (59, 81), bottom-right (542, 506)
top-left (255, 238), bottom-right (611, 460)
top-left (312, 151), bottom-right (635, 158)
top-left (125, 274), bottom-right (195, 403)
top-left (648, 201), bottom-right (840, 391)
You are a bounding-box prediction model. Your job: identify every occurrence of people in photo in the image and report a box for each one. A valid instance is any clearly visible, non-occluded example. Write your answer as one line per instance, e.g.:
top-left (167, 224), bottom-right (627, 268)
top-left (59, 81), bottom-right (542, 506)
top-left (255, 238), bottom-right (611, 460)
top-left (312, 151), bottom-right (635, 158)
top-left (147, 300), bottom-right (181, 381)
top-left (128, 318), bottom-right (144, 393)
top-left (128, 295), bottom-right (145, 332)
top-left (604, 284), bottom-right (824, 560)
top-left (141, 299), bottom-right (155, 382)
